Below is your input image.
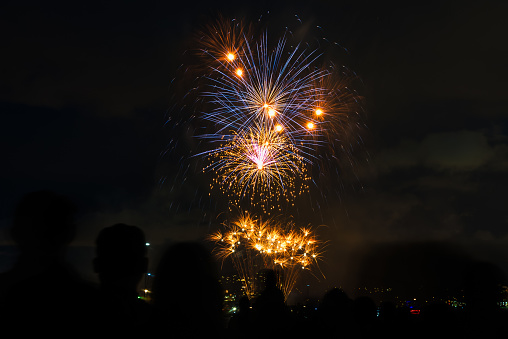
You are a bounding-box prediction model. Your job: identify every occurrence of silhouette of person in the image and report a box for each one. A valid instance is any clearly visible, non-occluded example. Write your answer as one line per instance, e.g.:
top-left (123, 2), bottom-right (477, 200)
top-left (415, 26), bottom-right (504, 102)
top-left (253, 269), bottom-right (287, 338)
top-left (150, 241), bottom-right (224, 338)
top-left (351, 296), bottom-right (378, 338)
top-left (92, 223), bottom-right (151, 335)
top-left (315, 287), bottom-right (353, 338)
top-left (227, 295), bottom-right (253, 339)
top-left (0, 190), bottom-right (97, 335)
top-left (377, 301), bottom-right (403, 337)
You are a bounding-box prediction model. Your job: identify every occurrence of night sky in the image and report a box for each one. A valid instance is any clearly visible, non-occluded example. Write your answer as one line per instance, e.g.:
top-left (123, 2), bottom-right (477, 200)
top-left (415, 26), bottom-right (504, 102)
top-left (1, 0), bottom-right (507, 300)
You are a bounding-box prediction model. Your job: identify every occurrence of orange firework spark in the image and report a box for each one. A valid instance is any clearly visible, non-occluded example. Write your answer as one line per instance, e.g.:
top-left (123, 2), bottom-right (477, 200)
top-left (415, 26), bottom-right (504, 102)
top-left (196, 15), bottom-right (253, 66)
top-left (194, 18), bottom-right (365, 212)
top-left (209, 212), bottom-right (323, 300)
top-left (205, 122), bottom-right (310, 214)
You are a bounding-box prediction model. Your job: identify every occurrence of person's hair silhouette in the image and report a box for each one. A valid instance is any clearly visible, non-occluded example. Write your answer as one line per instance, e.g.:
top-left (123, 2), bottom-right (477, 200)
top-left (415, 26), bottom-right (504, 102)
top-left (316, 287), bottom-right (353, 338)
top-left (228, 295), bottom-right (254, 339)
top-left (352, 296), bottom-right (378, 338)
top-left (253, 269), bottom-right (287, 337)
top-left (0, 190), bottom-right (97, 335)
top-left (256, 269), bottom-right (285, 308)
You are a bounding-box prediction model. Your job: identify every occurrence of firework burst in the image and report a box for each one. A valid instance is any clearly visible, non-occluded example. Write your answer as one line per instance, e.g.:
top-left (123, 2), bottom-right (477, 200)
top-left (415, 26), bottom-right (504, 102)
top-left (197, 16), bottom-right (253, 71)
top-left (200, 31), bottom-right (327, 148)
top-left (204, 122), bottom-right (309, 213)
top-left (163, 17), bottom-right (367, 305)
top-left (209, 212), bottom-right (323, 300)
top-left (192, 18), bottom-right (365, 211)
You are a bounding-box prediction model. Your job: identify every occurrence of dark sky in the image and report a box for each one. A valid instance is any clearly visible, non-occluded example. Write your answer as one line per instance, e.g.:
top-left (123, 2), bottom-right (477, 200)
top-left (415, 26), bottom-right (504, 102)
top-left (1, 0), bottom-right (507, 299)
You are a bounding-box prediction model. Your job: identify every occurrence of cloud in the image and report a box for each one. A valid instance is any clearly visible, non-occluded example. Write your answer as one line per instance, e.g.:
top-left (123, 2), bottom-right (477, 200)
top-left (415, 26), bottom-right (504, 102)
top-left (421, 130), bottom-right (495, 171)
top-left (376, 130), bottom-right (500, 173)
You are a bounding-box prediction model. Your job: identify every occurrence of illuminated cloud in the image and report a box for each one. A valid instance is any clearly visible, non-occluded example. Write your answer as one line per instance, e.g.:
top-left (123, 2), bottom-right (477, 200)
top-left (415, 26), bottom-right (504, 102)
top-left (376, 130), bottom-right (498, 172)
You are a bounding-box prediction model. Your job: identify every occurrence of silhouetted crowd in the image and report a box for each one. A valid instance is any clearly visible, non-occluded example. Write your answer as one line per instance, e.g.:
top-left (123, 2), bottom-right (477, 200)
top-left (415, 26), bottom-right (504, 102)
top-left (1, 191), bottom-right (507, 338)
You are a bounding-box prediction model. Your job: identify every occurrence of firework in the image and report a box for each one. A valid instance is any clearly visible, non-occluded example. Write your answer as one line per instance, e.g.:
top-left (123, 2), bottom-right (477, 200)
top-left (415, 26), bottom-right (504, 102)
top-left (200, 31), bottom-right (327, 147)
top-left (203, 122), bottom-right (309, 213)
top-left (197, 16), bottom-right (253, 70)
top-left (194, 18), bottom-right (364, 210)
top-left (209, 212), bottom-right (323, 300)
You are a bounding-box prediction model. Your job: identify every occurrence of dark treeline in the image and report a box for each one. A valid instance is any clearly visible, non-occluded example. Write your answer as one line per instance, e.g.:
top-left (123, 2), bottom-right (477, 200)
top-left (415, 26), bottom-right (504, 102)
top-left (0, 191), bottom-right (506, 338)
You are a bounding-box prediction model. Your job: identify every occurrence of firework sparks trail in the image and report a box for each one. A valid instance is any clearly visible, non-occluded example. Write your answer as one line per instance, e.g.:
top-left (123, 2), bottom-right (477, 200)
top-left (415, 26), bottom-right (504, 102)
top-left (208, 212), bottom-right (324, 300)
top-left (204, 122), bottom-right (309, 213)
top-left (200, 33), bottom-right (328, 157)
top-left (166, 17), bottom-right (364, 301)
top-left (193, 18), bottom-right (365, 210)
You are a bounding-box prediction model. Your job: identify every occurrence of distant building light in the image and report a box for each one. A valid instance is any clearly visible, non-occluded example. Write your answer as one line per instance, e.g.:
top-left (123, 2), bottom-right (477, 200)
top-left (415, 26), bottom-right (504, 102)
top-left (145, 243), bottom-right (150, 246)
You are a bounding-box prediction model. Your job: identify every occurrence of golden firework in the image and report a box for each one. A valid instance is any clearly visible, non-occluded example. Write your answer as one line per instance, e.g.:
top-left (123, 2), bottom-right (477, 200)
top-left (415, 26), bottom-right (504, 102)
top-left (196, 15), bottom-right (252, 66)
top-left (206, 122), bottom-right (310, 214)
top-left (209, 212), bottom-right (323, 300)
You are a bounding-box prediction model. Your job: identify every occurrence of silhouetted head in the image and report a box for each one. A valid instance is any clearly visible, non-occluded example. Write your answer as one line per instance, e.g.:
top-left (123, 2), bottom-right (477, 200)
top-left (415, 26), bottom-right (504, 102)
top-left (263, 269), bottom-right (278, 289)
top-left (93, 223), bottom-right (148, 285)
top-left (11, 190), bottom-right (77, 254)
top-left (352, 296), bottom-right (377, 323)
top-left (320, 287), bottom-right (352, 312)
